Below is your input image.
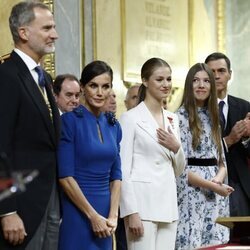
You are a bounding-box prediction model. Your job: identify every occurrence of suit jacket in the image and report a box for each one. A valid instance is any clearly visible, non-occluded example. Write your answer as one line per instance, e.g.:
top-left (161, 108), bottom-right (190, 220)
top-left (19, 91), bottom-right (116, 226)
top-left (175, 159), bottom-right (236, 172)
top-left (224, 95), bottom-right (250, 199)
top-left (119, 102), bottom-right (185, 222)
top-left (0, 51), bottom-right (60, 248)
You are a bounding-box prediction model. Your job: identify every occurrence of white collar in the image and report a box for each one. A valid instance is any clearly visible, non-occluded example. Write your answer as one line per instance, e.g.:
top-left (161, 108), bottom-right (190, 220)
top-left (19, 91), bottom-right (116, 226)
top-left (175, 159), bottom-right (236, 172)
top-left (14, 48), bottom-right (40, 70)
top-left (218, 95), bottom-right (228, 107)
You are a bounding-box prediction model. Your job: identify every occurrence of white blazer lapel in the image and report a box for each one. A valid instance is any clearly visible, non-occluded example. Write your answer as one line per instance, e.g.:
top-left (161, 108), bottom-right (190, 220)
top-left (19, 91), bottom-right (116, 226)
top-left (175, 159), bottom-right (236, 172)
top-left (136, 102), bottom-right (158, 142)
top-left (136, 102), bottom-right (173, 160)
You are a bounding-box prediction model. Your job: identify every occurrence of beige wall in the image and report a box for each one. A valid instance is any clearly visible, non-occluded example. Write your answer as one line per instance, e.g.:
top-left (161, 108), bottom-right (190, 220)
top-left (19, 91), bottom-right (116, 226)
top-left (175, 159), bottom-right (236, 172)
top-left (94, 0), bottom-right (126, 117)
top-left (0, 0), bottom-right (20, 56)
top-left (93, 0), bottom-right (219, 114)
top-left (189, 0), bottom-right (218, 64)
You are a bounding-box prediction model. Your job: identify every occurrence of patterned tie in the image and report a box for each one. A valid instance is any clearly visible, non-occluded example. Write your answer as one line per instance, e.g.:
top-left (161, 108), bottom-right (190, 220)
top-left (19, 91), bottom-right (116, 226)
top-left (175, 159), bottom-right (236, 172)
top-left (34, 66), bottom-right (45, 88)
top-left (219, 100), bottom-right (226, 131)
top-left (34, 66), bottom-right (53, 120)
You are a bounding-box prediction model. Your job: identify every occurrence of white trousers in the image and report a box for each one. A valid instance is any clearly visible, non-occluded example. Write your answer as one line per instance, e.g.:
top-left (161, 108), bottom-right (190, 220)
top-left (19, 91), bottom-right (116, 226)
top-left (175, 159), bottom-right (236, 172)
top-left (125, 220), bottom-right (177, 250)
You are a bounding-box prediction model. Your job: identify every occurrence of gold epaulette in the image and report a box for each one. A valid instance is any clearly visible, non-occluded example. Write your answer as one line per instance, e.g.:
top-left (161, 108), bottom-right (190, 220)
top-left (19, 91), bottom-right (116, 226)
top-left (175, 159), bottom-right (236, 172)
top-left (0, 53), bottom-right (11, 64)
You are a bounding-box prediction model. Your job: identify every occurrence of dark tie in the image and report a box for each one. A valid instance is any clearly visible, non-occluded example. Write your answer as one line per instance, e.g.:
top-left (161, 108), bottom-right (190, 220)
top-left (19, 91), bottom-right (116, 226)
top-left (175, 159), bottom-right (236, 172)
top-left (34, 66), bottom-right (52, 120)
top-left (34, 66), bottom-right (45, 88)
top-left (219, 100), bottom-right (226, 131)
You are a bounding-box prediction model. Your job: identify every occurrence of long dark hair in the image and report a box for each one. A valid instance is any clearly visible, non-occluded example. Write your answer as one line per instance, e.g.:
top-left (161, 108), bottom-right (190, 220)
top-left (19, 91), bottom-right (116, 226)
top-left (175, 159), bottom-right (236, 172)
top-left (182, 63), bottom-right (222, 156)
top-left (80, 60), bottom-right (113, 87)
top-left (138, 58), bottom-right (171, 104)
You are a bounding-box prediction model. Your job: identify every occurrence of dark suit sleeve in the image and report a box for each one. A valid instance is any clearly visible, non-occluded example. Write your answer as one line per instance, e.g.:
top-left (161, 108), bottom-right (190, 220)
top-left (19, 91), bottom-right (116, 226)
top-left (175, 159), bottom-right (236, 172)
top-left (226, 96), bottom-right (250, 201)
top-left (0, 67), bottom-right (21, 213)
top-left (243, 101), bottom-right (250, 157)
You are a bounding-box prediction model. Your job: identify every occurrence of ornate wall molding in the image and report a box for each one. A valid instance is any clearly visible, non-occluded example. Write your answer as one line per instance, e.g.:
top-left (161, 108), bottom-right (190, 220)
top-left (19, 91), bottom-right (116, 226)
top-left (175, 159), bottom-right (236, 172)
top-left (216, 0), bottom-right (226, 53)
top-left (41, 0), bottom-right (56, 78)
top-left (188, 0), bottom-right (194, 66)
top-left (92, 0), bottom-right (97, 60)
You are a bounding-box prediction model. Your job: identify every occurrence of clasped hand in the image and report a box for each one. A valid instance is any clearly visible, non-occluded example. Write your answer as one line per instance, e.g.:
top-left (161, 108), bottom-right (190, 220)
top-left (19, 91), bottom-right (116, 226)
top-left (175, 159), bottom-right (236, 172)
top-left (244, 112), bottom-right (250, 137)
top-left (228, 113), bottom-right (250, 144)
top-left (211, 178), bottom-right (234, 197)
top-left (90, 213), bottom-right (117, 238)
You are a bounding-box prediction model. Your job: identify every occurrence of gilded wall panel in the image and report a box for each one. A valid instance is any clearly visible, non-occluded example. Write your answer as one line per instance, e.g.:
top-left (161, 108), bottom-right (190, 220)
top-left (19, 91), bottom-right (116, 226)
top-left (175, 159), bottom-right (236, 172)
top-left (94, 0), bottom-right (126, 117)
top-left (121, 0), bottom-right (189, 87)
top-left (94, 0), bottom-right (122, 79)
top-left (226, 0), bottom-right (250, 101)
top-left (0, 0), bottom-right (55, 78)
top-left (188, 0), bottom-right (218, 64)
top-left (0, 0), bottom-right (19, 56)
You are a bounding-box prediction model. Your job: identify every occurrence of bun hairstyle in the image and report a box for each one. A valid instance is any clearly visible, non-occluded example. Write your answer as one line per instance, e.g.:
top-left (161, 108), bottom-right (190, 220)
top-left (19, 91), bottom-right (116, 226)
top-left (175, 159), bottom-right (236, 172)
top-left (138, 57), bottom-right (171, 104)
top-left (80, 60), bottom-right (113, 87)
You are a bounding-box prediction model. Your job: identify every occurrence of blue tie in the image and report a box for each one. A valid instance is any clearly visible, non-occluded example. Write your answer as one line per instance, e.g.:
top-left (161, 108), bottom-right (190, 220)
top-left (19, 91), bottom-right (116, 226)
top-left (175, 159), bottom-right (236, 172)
top-left (34, 66), bottom-right (45, 88)
top-left (219, 100), bottom-right (226, 131)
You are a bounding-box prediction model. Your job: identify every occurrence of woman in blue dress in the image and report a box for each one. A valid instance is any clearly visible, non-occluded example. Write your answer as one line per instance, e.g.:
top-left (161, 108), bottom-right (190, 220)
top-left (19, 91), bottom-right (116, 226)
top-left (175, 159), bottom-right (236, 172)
top-left (175, 63), bottom-right (234, 249)
top-left (57, 61), bottom-right (122, 250)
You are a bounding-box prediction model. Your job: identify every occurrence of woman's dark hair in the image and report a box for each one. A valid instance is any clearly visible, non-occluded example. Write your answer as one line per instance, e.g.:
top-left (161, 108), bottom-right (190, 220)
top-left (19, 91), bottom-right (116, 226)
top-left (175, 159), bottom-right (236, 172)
top-left (80, 60), bottom-right (113, 87)
top-left (138, 58), bottom-right (171, 103)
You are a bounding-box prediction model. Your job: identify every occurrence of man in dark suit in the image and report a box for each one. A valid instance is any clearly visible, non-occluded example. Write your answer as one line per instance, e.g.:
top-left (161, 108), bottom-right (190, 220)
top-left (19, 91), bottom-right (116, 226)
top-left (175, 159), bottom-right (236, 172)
top-left (0, 2), bottom-right (60, 249)
top-left (205, 52), bottom-right (250, 216)
top-left (52, 74), bottom-right (81, 115)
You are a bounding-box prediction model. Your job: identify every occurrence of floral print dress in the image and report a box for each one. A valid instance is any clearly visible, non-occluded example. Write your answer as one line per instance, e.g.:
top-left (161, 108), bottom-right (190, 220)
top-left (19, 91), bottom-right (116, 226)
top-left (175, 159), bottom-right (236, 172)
top-left (175, 106), bottom-right (229, 250)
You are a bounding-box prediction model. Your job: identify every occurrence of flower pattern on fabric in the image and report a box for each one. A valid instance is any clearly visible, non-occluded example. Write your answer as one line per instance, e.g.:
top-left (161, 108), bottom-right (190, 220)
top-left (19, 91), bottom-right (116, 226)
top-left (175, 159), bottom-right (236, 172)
top-left (175, 106), bottom-right (229, 250)
top-left (105, 111), bottom-right (117, 126)
top-left (72, 107), bottom-right (118, 126)
top-left (73, 105), bottom-right (84, 117)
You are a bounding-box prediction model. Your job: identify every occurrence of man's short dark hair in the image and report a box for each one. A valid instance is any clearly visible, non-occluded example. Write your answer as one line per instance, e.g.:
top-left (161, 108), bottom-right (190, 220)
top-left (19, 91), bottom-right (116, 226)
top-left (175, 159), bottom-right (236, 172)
top-left (53, 74), bottom-right (80, 95)
top-left (205, 52), bottom-right (231, 71)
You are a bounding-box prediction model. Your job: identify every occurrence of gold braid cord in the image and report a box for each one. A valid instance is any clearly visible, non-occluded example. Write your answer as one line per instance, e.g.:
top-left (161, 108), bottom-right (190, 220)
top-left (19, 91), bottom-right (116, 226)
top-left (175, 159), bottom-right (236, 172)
top-left (0, 53), bottom-right (10, 64)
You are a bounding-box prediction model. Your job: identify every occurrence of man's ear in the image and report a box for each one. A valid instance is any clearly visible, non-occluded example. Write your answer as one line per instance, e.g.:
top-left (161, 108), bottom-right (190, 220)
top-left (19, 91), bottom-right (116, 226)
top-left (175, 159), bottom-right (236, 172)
top-left (18, 27), bottom-right (29, 41)
top-left (53, 93), bottom-right (58, 102)
top-left (228, 69), bottom-right (232, 80)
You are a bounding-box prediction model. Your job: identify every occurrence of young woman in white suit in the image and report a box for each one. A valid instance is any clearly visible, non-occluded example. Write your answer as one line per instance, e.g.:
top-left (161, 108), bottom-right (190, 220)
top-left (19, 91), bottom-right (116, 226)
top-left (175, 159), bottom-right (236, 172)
top-left (119, 58), bottom-right (185, 250)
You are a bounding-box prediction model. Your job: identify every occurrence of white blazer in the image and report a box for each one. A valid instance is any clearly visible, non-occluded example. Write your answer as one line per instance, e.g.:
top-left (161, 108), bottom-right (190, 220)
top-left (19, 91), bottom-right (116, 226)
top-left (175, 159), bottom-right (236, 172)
top-left (119, 102), bottom-right (185, 223)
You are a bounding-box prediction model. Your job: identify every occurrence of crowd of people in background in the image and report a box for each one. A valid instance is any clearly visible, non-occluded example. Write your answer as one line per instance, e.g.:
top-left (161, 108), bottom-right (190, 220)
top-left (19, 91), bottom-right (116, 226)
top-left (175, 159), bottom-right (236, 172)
top-left (0, 1), bottom-right (250, 250)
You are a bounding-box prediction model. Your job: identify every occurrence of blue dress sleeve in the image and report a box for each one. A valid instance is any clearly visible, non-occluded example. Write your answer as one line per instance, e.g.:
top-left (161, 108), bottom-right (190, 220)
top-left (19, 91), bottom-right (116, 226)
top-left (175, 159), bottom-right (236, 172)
top-left (57, 113), bottom-right (76, 178)
top-left (110, 122), bottom-right (122, 181)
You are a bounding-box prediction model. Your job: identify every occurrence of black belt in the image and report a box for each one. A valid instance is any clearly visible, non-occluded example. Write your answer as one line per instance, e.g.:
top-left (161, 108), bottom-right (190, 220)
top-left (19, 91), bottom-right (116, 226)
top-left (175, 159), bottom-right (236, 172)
top-left (187, 158), bottom-right (217, 166)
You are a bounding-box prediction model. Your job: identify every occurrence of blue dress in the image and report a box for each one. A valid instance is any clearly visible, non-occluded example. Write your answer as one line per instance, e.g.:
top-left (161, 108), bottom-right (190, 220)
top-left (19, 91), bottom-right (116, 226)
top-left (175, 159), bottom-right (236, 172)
top-left (57, 105), bottom-right (122, 250)
top-left (175, 106), bottom-right (229, 250)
